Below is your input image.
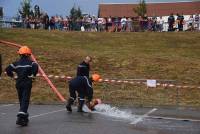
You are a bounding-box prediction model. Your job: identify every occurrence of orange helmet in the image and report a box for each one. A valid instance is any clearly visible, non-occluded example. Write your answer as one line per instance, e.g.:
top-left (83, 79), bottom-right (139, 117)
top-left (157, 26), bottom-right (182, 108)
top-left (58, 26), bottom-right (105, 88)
top-left (92, 73), bottom-right (101, 82)
top-left (18, 46), bottom-right (32, 55)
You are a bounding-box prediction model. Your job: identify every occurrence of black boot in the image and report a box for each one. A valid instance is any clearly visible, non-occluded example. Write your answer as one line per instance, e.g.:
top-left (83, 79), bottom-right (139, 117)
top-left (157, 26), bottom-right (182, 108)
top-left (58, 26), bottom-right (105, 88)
top-left (16, 112), bottom-right (29, 126)
top-left (66, 98), bottom-right (74, 112)
top-left (77, 99), bottom-right (84, 112)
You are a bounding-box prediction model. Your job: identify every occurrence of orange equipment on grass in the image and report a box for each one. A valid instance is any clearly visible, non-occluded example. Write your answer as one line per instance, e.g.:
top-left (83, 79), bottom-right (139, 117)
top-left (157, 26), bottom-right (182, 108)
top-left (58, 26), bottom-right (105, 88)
top-left (92, 73), bottom-right (101, 82)
top-left (17, 46), bottom-right (32, 55)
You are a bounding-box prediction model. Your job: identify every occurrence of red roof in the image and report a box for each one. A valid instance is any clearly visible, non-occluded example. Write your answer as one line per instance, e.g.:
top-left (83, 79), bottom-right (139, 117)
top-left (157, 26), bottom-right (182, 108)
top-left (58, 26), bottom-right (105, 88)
top-left (99, 1), bottom-right (200, 17)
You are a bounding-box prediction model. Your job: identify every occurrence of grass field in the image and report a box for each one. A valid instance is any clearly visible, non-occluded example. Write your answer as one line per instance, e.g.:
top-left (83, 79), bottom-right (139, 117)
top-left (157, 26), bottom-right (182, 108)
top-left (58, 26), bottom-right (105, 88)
top-left (0, 28), bottom-right (200, 107)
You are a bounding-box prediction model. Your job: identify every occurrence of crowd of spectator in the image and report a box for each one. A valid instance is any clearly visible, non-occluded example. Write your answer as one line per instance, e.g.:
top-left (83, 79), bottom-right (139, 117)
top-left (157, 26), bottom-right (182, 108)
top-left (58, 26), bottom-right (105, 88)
top-left (3, 12), bottom-right (200, 32)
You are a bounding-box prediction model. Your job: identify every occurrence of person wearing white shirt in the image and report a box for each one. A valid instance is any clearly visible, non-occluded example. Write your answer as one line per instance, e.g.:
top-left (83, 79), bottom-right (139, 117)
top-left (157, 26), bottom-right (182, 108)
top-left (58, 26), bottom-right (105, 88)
top-left (98, 18), bottom-right (104, 32)
top-left (188, 15), bottom-right (194, 31)
top-left (157, 16), bottom-right (164, 32)
top-left (121, 16), bottom-right (127, 32)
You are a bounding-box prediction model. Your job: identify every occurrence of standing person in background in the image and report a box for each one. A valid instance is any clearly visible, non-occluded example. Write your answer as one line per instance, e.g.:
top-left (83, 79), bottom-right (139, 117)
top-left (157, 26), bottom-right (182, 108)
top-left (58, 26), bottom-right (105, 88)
top-left (5, 46), bottom-right (38, 126)
top-left (188, 15), bottom-right (194, 31)
top-left (168, 13), bottom-right (175, 31)
top-left (97, 17), bottom-right (104, 32)
top-left (54, 15), bottom-right (59, 29)
top-left (91, 16), bottom-right (97, 32)
top-left (114, 17), bottom-right (119, 32)
top-left (49, 16), bottom-right (55, 30)
top-left (194, 14), bottom-right (200, 30)
top-left (107, 16), bottom-right (112, 32)
top-left (44, 13), bottom-right (49, 30)
top-left (143, 14), bottom-right (148, 31)
top-left (120, 16), bottom-right (127, 32)
top-left (102, 17), bottom-right (107, 32)
top-left (152, 16), bottom-right (157, 31)
top-left (127, 17), bottom-right (133, 32)
top-left (177, 13), bottom-right (184, 31)
top-left (157, 16), bottom-right (164, 32)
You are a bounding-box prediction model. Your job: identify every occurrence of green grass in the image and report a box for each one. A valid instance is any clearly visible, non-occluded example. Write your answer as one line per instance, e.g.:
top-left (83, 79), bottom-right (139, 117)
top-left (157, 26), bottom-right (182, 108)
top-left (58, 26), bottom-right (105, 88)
top-left (0, 28), bottom-right (200, 107)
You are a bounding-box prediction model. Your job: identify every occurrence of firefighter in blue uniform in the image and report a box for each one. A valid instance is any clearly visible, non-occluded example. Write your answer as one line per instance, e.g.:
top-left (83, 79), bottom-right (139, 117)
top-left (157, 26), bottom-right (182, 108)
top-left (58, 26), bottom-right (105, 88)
top-left (66, 74), bottom-right (100, 112)
top-left (5, 46), bottom-right (38, 126)
top-left (66, 56), bottom-right (100, 112)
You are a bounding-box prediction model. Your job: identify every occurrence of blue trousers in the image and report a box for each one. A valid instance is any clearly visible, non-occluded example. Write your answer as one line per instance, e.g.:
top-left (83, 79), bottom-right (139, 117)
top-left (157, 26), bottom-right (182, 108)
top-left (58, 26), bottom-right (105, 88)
top-left (16, 80), bottom-right (32, 113)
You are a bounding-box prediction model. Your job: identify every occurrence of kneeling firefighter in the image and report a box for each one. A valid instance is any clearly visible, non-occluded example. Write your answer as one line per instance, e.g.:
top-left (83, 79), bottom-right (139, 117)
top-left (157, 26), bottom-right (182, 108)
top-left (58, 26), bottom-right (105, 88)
top-left (66, 74), bottom-right (100, 112)
top-left (5, 46), bottom-right (38, 126)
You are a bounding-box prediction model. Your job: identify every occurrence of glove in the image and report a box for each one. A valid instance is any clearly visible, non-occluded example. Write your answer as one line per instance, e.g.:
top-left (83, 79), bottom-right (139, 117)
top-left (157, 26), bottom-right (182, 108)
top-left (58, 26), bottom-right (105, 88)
top-left (13, 76), bottom-right (17, 80)
top-left (89, 77), bottom-right (94, 82)
top-left (86, 101), bottom-right (96, 111)
top-left (85, 101), bottom-right (92, 111)
top-left (28, 75), bottom-right (36, 82)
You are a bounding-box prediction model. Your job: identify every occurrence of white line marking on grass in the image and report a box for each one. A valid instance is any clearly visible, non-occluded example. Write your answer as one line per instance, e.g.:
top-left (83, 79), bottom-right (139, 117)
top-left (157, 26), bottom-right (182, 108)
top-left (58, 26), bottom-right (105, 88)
top-left (0, 104), bottom-right (14, 108)
top-left (30, 109), bottom-right (66, 119)
top-left (131, 108), bottom-right (157, 125)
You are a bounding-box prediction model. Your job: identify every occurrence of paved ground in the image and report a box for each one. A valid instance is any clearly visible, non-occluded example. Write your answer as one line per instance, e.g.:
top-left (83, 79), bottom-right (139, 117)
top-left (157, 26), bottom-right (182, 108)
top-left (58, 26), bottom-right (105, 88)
top-left (0, 104), bottom-right (200, 134)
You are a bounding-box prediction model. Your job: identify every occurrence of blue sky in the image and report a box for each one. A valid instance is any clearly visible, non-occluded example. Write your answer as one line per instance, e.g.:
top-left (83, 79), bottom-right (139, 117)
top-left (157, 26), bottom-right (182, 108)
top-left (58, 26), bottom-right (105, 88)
top-left (0, 0), bottom-right (193, 17)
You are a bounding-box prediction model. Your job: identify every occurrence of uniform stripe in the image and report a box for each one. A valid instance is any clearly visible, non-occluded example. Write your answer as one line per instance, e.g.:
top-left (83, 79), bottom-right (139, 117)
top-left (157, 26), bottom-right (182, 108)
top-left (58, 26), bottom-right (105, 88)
top-left (15, 65), bottom-right (32, 69)
top-left (18, 111), bottom-right (27, 115)
top-left (79, 98), bottom-right (85, 101)
top-left (78, 65), bottom-right (87, 67)
top-left (70, 97), bottom-right (75, 100)
top-left (10, 64), bottom-right (16, 69)
top-left (83, 76), bottom-right (92, 88)
top-left (32, 62), bottom-right (37, 65)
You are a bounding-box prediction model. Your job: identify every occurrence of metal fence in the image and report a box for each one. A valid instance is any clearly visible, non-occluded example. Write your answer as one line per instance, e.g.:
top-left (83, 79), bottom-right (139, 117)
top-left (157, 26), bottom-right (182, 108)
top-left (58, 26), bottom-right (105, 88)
top-left (0, 16), bottom-right (23, 28)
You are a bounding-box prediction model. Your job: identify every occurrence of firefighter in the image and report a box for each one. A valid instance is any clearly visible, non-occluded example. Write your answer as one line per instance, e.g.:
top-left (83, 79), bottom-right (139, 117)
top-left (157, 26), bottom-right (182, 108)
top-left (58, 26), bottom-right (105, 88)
top-left (66, 74), bottom-right (100, 112)
top-left (5, 46), bottom-right (38, 126)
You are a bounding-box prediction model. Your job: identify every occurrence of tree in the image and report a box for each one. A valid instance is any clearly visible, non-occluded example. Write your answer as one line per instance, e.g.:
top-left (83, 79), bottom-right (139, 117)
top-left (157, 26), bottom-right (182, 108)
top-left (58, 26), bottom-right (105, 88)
top-left (133, 0), bottom-right (147, 17)
top-left (69, 6), bottom-right (82, 30)
top-left (69, 6), bottom-right (82, 21)
top-left (77, 7), bottom-right (82, 19)
top-left (18, 0), bottom-right (32, 20)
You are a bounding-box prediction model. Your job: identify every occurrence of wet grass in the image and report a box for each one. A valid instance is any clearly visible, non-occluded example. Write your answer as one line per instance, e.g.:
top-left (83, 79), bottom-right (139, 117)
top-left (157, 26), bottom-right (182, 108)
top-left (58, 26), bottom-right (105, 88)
top-left (0, 28), bottom-right (200, 107)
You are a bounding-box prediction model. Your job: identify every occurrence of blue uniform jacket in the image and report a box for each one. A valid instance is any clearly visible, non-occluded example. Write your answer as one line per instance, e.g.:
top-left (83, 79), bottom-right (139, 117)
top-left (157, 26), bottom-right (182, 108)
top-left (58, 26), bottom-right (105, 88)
top-left (5, 56), bottom-right (38, 83)
top-left (76, 61), bottom-right (90, 77)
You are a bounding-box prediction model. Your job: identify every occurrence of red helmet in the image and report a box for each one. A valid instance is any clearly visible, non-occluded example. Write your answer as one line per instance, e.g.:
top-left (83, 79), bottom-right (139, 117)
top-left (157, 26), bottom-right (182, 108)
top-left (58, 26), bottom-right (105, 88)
top-left (18, 46), bottom-right (32, 55)
top-left (92, 73), bottom-right (101, 82)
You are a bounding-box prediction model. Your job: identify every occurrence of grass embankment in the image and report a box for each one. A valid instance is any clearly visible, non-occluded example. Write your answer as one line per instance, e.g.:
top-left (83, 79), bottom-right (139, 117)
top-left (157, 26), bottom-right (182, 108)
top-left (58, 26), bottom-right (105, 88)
top-left (0, 28), bottom-right (200, 107)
